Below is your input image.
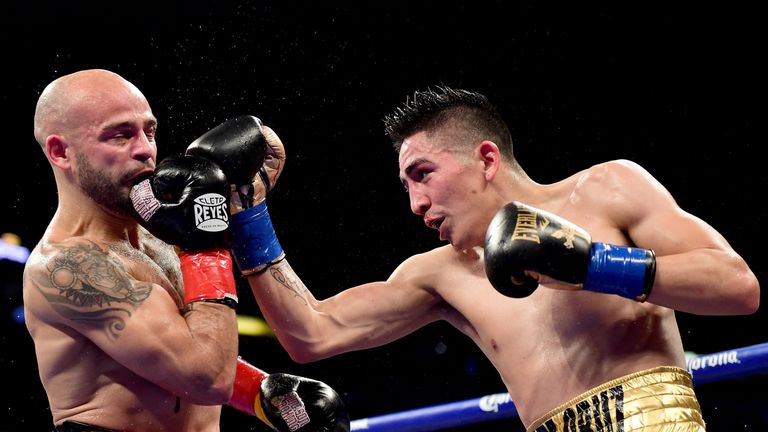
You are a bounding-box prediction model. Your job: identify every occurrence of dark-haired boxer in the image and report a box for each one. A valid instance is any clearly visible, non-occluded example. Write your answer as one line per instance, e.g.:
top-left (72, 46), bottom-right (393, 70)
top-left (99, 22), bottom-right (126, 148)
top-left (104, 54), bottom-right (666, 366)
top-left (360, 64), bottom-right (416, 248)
top-left (222, 87), bottom-right (758, 431)
top-left (25, 69), bottom-right (348, 432)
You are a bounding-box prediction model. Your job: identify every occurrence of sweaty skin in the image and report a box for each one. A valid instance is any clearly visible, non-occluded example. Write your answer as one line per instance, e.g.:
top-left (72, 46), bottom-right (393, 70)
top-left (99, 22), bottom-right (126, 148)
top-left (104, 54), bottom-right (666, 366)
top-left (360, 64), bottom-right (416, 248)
top-left (25, 69), bottom-right (237, 431)
top-left (245, 117), bottom-right (758, 427)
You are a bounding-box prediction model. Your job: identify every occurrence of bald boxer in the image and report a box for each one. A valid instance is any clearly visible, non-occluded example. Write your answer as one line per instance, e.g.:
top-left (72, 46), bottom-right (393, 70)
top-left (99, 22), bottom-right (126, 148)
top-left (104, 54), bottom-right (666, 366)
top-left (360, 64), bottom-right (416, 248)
top-left (215, 87), bottom-right (758, 431)
top-left (24, 69), bottom-right (348, 432)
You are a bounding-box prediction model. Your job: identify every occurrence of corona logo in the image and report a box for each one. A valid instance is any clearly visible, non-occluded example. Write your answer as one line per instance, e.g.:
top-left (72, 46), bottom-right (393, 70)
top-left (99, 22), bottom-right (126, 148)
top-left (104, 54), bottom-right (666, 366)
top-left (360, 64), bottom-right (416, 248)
top-left (479, 393), bottom-right (512, 413)
top-left (687, 350), bottom-right (740, 372)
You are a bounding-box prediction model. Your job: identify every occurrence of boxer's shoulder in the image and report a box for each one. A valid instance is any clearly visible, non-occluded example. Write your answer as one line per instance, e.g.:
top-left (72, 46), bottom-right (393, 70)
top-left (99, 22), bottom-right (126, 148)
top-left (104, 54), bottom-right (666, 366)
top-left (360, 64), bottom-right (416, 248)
top-left (391, 245), bottom-right (480, 288)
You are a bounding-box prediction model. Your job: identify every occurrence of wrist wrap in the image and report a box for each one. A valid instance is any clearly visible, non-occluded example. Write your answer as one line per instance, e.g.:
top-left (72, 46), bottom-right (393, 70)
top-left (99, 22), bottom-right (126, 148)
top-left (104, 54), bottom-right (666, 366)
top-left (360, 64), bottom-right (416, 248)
top-left (584, 243), bottom-right (656, 302)
top-left (231, 201), bottom-right (285, 275)
top-left (179, 250), bottom-right (238, 309)
top-left (229, 357), bottom-right (273, 427)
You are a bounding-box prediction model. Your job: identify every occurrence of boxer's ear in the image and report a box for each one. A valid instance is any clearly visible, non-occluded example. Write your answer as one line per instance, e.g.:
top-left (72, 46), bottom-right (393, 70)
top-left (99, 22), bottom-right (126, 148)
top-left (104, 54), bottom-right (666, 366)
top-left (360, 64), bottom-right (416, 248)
top-left (46, 135), bottom-right (70, 168)
top-left (476, 140), bottom-right (501, 181)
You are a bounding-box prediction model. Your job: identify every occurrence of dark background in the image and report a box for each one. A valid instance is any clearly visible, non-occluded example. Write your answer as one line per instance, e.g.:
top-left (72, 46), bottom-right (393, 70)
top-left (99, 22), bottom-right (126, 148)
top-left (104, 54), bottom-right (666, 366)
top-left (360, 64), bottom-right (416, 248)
top-left (2, 1), bottom-right (766, 431)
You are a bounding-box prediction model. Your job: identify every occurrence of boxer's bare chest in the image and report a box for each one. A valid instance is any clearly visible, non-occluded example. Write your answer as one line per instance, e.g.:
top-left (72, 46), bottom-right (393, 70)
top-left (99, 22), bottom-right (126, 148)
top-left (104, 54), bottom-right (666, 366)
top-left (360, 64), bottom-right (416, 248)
top-left (108, 241), bottom-right (183, 308)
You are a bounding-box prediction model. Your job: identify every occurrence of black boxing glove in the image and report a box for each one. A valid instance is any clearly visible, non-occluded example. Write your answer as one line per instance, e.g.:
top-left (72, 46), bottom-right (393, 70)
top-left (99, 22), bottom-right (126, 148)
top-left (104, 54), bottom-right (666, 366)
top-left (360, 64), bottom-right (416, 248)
top-left (229, 358), bottom-right (350, 432)
top-left (130, 155), bottom-right (237, 308)
top-left (131, 155), bottom-right (230, 250)
top-left (185, 115), bottom-right (268, 208)
top-left (186, 115), bottom-right (286, 276)
top-left (484, 201), bottom-right (656, 302)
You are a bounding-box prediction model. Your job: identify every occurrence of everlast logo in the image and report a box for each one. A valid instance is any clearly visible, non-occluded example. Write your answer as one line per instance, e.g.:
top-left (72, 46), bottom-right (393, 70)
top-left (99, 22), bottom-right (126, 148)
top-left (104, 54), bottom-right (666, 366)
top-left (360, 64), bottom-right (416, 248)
top-left (512, 206), bottom-right (541, 243)
top-left (534, 385), bottom-right (625, 432)
top-left (194, 193), bottom-right (228, 232)
top-left (551, 224), bottom-right (581, 249)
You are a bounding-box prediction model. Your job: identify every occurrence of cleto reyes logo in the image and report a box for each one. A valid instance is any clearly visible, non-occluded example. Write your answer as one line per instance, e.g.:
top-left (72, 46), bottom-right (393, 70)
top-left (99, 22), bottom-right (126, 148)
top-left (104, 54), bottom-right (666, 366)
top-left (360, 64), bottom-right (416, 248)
top-left (194, 193), bottom-right (228, 232)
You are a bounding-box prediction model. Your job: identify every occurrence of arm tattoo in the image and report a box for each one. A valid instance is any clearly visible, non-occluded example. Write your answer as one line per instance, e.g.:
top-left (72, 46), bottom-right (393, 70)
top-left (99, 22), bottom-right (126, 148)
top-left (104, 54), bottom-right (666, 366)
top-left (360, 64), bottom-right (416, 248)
top-left (33, 242), bottom-right (152, 339)
top-left (268, 267), bottom-right (309, 306)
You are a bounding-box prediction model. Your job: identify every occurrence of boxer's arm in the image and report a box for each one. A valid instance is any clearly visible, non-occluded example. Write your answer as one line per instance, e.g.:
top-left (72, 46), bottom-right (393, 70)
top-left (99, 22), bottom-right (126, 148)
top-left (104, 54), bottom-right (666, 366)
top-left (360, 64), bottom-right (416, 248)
top-left (246, 255), bottom-right (444, 363)
top-left (589, 160), bottom-right (759, 314)
top-left (198, 120), bottom-right (443, 360)
top-left (24, 237), bottom-right (238, 405)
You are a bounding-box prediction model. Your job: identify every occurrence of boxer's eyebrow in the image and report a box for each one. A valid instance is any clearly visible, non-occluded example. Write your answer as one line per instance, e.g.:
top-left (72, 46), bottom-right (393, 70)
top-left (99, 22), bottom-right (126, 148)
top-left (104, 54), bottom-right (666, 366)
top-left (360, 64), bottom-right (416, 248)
top-left (399, 157), bottom-right (429, 186)
top-left (99, 119), bottom-right (158, 140)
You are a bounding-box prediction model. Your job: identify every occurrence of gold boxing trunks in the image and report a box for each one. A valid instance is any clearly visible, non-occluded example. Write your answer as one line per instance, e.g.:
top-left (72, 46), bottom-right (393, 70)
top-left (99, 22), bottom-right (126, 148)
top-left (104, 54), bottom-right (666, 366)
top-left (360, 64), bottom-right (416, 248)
top-left (527, 366), bottom-right (705, 431)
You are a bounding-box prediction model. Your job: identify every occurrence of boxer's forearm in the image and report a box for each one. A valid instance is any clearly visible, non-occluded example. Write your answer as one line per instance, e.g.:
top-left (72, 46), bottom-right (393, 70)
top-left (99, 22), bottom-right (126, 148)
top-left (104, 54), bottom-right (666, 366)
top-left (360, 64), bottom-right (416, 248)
top-left (246, 260), bottom-right (330, 362)
top-left (182, 302), bottom-right (239, 403)
top-left (642, 250), bottom-right (759, 315)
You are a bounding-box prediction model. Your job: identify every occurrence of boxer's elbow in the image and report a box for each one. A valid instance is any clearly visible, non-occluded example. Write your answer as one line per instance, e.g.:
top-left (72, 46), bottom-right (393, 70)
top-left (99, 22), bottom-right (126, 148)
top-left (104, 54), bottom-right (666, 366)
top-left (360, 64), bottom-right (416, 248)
top-left (184, 360), bottom-right (237, 405)
top-left (733, 273), bottom-right (760, 315)
top-left (211, 364), bottom-right (238, 404)
top-left (707, 253), bottom-right (760, 315)
top-left (282, 341), bottom-right (330, 364)
top-left (184, 373), bottom-right (235, 405)
top-left (273, 318), bottom-right (358, 363)
top-left (289, 351), bottom-right (319, 364)
top-left (277, 333), bottom-right (341, 364)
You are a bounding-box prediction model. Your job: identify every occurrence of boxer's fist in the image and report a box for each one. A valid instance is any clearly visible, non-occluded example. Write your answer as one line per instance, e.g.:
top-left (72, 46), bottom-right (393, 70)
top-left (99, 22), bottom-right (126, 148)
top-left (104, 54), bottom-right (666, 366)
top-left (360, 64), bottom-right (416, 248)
top-left (185, 115), bottom-right (267, 188)
top-left (186, 116), bottom-right (287, 275)
top-left (185, 115), bottom-right (285, 213)
top-left (130, 155), bottom-right (230, 251)
top-left (484, 201), bottom-right (591, 297)
top-left (248, 125), bottom-right (286, 205)
top-left (260, 373), bottom-right (349, 432)
top-left (484, 201), bottom-right (656, 301)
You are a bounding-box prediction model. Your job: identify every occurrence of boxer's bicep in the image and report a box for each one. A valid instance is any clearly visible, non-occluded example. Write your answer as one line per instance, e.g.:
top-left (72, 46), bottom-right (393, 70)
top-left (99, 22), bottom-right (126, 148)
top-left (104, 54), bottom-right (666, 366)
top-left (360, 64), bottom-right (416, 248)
top-left (28, 239), bottom-right (155, 341)
top-left (596, 161), bottom-right (734, 266)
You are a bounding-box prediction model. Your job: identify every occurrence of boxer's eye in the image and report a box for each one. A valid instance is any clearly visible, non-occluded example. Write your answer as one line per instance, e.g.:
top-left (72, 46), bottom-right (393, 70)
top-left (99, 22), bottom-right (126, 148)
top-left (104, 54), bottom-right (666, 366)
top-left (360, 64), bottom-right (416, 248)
top-left (412, 168), bottom-right (429, 181)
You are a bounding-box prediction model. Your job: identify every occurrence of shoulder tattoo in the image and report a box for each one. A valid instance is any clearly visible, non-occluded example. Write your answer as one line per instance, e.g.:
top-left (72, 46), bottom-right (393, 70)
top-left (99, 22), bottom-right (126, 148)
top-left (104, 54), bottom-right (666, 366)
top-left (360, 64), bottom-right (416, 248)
top-left (33, 241), bottom-right (153, 339)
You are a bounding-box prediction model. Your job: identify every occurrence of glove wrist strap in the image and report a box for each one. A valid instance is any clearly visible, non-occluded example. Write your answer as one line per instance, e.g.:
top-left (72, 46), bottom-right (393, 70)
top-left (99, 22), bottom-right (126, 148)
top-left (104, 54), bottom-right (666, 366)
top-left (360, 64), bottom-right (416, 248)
top-left (231, 201), bottom-right (285, 276)
top-left (583, 243), bottom-right (656, 302)
top-left (229, 357), bottom-right (274, 427)
top-left (179, 250), bottom-right (238, 308)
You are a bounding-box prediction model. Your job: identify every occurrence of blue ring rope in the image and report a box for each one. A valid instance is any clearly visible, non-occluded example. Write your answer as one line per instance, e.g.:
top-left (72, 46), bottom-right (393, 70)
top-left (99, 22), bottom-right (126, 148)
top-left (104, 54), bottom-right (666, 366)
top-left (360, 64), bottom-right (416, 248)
top-left (351, 342), bottom-right (768, 431)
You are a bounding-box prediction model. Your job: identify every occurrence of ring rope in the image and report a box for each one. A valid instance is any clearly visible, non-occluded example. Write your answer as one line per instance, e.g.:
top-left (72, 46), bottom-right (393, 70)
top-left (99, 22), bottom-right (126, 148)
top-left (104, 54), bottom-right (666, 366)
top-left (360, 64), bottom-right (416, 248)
top-left (350, 342), bottom-right (768, 431)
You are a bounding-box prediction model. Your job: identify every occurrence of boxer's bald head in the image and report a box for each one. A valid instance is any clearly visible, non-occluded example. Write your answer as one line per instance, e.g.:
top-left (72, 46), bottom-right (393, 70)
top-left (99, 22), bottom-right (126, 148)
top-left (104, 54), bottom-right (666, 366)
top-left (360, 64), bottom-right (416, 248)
top-left (33, 69), bottom-right (147, 147)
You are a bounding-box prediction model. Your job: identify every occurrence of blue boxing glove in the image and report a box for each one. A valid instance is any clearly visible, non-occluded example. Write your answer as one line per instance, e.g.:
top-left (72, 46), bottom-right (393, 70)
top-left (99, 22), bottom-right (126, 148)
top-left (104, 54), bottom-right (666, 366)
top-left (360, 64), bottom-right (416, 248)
top-left (484, 201), bottom-right (656, 302)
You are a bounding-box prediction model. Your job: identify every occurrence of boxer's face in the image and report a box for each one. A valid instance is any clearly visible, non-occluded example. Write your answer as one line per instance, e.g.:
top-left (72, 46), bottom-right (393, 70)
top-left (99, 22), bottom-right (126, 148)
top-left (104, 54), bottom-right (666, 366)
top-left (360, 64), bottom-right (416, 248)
top-left (70, 86), bottom-right (158, 217)
top-left (399, 130), bottom-right (487, 250)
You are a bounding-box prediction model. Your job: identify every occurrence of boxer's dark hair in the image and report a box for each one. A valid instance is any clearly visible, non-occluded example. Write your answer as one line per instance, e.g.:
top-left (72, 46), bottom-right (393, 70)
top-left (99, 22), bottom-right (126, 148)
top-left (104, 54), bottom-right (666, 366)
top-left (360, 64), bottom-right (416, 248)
top-left (383, 86), bottom-right (515, 162)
